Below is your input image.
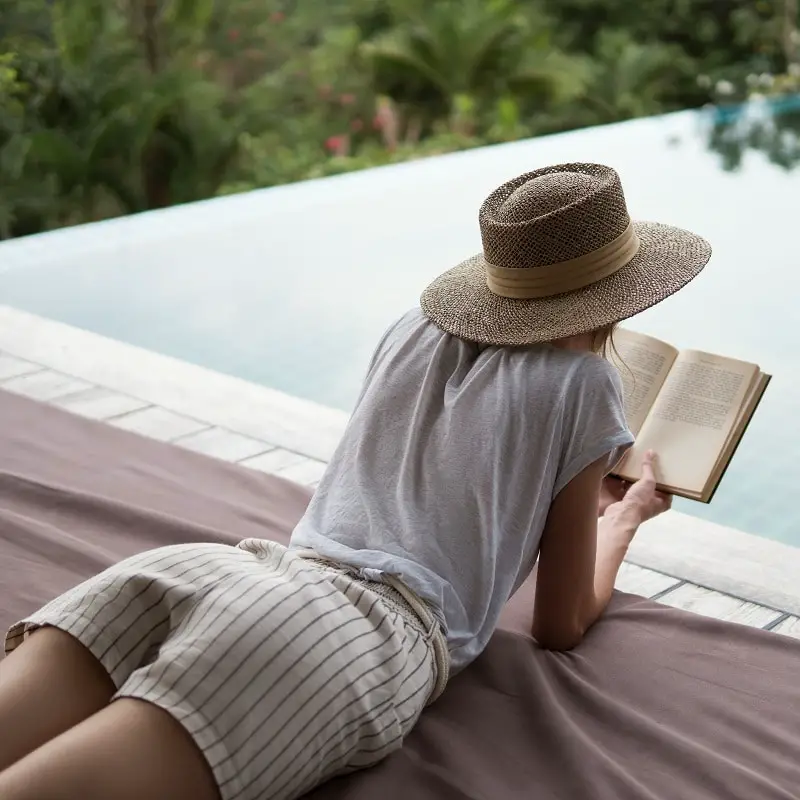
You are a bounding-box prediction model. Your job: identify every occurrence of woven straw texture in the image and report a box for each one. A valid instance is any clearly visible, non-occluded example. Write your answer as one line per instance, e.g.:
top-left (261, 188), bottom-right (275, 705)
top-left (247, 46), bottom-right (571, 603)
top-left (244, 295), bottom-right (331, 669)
top-left (420, 163), bottom-right (712, 345)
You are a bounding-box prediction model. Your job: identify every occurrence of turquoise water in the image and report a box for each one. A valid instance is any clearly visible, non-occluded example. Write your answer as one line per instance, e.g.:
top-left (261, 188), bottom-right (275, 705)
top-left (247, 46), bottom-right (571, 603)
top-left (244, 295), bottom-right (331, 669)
top-left (1, 98), bottom-right (799, 545)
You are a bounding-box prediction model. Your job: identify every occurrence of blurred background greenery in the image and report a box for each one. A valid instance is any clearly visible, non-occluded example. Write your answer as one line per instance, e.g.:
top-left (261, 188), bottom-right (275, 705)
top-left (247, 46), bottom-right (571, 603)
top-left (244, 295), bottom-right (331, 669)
top-left (1, 0), bottom-right (799, 240)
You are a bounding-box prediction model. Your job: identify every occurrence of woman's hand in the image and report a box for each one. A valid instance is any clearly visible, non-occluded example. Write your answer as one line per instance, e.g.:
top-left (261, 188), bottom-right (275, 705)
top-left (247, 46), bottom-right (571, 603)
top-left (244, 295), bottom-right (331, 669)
top-left (604, 450), bottom-right (672, 524)
top-left (598, 476), bottom-right (628, 516)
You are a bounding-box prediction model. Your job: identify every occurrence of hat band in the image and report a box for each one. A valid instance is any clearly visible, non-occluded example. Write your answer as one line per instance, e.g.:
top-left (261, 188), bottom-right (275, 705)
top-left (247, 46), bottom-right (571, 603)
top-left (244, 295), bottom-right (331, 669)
top-left (484, 222), bottom-right (640, 299)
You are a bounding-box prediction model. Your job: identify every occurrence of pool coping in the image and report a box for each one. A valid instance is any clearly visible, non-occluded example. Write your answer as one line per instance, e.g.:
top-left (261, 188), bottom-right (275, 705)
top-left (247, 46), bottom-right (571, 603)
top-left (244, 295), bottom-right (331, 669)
top-left (0, 305), bottom-right (348, 463)
top-left (2, 303), bottom-right (799, 617)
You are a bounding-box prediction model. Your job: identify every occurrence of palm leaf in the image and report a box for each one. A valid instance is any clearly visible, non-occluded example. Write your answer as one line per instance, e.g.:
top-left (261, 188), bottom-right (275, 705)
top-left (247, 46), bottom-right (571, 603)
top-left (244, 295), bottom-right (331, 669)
top-left (362, 30), bottom-right (451, 96)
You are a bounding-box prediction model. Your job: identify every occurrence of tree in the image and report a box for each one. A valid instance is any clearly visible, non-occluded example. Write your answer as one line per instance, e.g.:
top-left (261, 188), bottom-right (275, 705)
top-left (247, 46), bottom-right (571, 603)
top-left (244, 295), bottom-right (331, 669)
top-left (1, 0), bottom-right (798, 239)
top-left (562, 30), bottom-right (693, 127)
top-left (360, 0), bottom-right (589, 137)
top-left (0, 0), bottom-right (275, 237)
top-left (540, 0), bottom-right (789, 108)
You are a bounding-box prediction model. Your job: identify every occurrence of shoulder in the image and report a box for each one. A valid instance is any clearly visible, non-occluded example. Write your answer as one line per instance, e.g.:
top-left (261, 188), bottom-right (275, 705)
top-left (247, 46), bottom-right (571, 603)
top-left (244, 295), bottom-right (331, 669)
top-left (559, 353), bottom-right (630, 449)
top-left (376, 308), bottom-right (431, 350)
top-left (370, 308), bottom-right (448, 363)
top-left (553, 353), bottom-right (632, 492)
top-left (361, 308), bottom-right (436, 383)
top-left (561, 351), bottom-right (625, 400)
top-left (512, 346), bottom-right (623, 400)
top-left (542, 350), bottom-right (628, 434)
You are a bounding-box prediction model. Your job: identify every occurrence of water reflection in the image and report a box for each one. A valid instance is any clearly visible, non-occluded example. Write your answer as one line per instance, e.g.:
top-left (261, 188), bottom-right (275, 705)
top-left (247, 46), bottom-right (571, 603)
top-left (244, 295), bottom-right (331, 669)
top-left (0, 98), bottom-right (798, 544)
top-left (706, 94), bottom-right (800, 172)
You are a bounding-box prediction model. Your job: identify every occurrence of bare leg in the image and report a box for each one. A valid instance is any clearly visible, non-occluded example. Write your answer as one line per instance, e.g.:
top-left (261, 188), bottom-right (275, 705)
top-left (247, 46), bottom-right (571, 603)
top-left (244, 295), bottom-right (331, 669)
top-left (0, 698), bottom-right (220, 800)
top-left (0, 627), bottom-right (115, 771)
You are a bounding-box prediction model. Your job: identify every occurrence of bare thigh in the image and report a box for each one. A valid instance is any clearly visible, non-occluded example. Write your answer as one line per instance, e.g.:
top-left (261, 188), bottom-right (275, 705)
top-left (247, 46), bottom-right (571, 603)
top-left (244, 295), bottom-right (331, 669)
top-left (0, 697), bottom-right (219, 800)
top-left (0, 627), bottom-right (114, 771)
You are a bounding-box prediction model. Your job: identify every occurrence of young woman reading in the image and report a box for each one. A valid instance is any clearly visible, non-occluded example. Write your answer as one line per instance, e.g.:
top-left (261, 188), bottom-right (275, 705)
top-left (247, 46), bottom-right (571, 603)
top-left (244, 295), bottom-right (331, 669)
top-left (0, 163), bottom-right (710, 800)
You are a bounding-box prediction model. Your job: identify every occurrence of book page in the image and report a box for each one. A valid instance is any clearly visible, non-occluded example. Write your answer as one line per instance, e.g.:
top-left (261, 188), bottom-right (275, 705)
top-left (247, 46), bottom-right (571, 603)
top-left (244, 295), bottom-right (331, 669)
top-left (622, 350), bottom-right (758, 493)
top-left (609, 328), bottom-right (679, 435)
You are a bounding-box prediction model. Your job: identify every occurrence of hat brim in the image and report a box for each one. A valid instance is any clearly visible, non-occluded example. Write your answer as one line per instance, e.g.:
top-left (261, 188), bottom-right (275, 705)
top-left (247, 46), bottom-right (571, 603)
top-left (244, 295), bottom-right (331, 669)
top-left (419, 221), bottom-right (712, 346)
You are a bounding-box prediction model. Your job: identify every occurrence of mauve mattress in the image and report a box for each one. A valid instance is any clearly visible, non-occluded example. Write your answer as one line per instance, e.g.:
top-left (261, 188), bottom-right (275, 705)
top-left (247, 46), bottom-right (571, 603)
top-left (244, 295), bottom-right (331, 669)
top-left (1, 389), bottom-right (798, 799)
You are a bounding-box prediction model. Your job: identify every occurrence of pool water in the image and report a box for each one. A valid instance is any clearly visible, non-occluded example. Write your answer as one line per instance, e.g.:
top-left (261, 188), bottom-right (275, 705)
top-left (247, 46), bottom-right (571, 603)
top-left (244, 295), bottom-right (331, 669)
top-left (1, 98), bottom-right (799, 545)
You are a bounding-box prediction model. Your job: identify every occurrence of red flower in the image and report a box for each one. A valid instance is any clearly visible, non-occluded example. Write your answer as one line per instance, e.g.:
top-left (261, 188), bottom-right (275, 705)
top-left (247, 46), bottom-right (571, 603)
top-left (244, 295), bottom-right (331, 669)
top-left (350, 118), bottom-right (364, 132)
top-left (325, 135), bottom-right (347, 155)
top-left (270, 11), bottom-right (285, 23)
top-left (227, 29), bottom-right (240, 42)
top-left (339, 93), bottom-right (356, 106)
top-left (318, 84), bottom-right (333, 99)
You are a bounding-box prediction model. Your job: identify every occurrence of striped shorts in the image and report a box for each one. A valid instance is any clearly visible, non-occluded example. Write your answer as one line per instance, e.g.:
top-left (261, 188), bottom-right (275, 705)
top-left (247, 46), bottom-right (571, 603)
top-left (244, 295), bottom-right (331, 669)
top-left (4, 538), bottom-right (449, 800)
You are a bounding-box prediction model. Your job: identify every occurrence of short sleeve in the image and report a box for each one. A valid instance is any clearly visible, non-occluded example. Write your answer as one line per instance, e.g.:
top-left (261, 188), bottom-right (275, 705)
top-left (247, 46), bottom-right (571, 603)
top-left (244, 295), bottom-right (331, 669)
top-left (553, 355), bottom-right (635, 496)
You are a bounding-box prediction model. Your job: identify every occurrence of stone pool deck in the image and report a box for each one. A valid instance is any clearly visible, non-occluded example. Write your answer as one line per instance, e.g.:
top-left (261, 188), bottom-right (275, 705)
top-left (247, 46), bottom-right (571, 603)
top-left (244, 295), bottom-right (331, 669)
top-left (1, 304), bottom-right (798, 638)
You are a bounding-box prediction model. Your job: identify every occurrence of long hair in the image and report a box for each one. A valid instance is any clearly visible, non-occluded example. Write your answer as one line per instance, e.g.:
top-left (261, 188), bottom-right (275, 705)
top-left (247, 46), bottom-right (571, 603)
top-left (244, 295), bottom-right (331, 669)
top-left (591, 322), bottom-right (618, 359)
top-left (593, 322), bottom-right (635, 397)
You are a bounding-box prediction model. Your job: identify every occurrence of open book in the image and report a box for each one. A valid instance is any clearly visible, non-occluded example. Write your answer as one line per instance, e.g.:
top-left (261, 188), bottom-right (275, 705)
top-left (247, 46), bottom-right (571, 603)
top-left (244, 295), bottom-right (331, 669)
top-left (608, 328), bottom-right (770, 502)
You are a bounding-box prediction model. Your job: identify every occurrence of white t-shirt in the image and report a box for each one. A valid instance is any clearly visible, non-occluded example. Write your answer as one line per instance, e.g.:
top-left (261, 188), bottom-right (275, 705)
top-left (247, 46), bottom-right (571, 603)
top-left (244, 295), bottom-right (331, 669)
top-left (290, 308), bottom-right (634, 672)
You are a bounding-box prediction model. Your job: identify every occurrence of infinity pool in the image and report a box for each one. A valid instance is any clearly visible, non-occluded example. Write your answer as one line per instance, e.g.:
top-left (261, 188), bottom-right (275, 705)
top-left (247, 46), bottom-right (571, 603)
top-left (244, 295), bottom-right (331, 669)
top-left (1, 98), bottom-right (799, 545)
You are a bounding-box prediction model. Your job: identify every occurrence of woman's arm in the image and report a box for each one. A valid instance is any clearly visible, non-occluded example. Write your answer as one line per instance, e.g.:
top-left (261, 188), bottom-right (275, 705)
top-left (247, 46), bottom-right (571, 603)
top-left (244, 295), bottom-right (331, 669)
top-left (532, 451), bottom-right (669, 651)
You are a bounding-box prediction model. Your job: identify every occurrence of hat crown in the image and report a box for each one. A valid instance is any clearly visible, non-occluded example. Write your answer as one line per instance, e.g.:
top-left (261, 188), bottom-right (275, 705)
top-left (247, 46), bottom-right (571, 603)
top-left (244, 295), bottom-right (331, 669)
top-left (480, 164), bottom-right (631, 270)
top-left (495, 172), bottom-right (600, 223)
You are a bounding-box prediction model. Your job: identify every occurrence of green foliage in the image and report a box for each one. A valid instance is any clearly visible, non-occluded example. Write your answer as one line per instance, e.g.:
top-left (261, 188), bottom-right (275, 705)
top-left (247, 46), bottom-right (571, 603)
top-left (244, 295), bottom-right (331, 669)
top-left (360, 0), bottom-right (589, 132)
top-left (1, 0), bottom-right (799, 239)
top-left (1, 0), bottom-right (251, 235)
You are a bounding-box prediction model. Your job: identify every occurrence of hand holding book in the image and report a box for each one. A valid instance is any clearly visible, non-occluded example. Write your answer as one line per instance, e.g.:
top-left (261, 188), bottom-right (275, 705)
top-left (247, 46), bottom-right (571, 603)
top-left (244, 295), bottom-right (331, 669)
top-left (609, 328), bottom-right (770, 503)
top-left (602, 450), bottom-right (673, 521)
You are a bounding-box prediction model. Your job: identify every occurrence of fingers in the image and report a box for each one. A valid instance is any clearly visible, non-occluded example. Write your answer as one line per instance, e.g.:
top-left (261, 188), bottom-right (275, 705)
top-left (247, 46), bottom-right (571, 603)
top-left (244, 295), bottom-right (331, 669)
top-left (652, 490), bottom-right (672, 514)
top-left (602, 476), bottom-right (628, 500)
top-left (639, 450), bottom-right (658, 485)
top-left (610, 479), bottom-right (628, 498)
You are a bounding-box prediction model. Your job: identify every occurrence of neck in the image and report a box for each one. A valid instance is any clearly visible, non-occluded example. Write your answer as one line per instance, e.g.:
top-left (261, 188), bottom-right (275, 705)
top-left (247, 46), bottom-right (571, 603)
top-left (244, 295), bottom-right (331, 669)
top-left (550, 333), bottom-right (596, 353)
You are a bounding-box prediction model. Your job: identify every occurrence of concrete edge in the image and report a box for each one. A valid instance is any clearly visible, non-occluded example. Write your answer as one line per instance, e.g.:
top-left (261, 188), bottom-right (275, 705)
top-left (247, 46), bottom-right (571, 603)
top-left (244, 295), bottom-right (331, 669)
top-left (629, 510), bottom-right (800, 616)
top-left (0, 305), bottom-right (349, 461)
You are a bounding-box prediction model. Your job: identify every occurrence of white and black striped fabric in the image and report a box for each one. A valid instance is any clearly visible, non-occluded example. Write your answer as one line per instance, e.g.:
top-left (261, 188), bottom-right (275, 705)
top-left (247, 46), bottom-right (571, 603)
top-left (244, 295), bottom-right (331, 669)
top-left (6, 539), bottom-right (442, 800)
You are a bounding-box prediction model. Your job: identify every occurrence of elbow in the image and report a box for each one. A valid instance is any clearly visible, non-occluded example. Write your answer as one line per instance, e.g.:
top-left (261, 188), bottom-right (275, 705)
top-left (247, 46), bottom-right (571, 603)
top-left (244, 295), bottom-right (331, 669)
top-left (531, 621), bottom-right (586, 652)
top-left (535, 633), bottom-right (583, 652)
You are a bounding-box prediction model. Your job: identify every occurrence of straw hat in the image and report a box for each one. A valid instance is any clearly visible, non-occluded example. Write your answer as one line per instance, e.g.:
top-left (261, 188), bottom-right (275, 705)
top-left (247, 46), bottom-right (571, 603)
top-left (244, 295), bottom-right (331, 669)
top-left (420, 163), bottom-right (712, 345)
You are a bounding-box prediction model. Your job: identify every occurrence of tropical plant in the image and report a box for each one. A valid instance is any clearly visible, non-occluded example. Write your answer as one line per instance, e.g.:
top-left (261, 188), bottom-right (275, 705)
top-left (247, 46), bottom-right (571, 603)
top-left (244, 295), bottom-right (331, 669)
top-left (1, 0), bottom-right (798, 239)
top-left (1, 0), bottom-right (280, 236)
top-left (360, 0), bottom-right (590, 138)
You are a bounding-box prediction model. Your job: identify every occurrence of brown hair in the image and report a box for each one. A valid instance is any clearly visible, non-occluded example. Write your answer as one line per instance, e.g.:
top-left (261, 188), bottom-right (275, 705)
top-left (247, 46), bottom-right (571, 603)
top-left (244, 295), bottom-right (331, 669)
top-left (591, 322), bottom-right (618, 358)
top-left (593, 322), bottom-right (635, 398)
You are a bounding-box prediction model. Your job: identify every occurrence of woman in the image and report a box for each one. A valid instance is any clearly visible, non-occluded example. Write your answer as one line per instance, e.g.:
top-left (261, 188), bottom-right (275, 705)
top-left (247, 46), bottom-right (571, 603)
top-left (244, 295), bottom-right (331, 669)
top-left (0, 163), bottom-right (710, 800)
